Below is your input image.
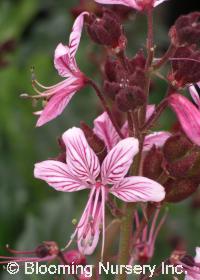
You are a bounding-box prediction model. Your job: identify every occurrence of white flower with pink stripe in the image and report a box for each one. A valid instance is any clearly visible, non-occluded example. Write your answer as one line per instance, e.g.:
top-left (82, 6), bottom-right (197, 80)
top-left (34, 127), bottom-right (165, 258)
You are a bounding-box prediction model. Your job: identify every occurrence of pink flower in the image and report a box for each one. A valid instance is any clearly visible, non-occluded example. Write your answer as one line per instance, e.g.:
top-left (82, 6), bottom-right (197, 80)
top-left (168, 93), bottom-right (200, 146)
top-left (30, 12), bottom-right (88, 127)
top-left (185, 247), bottom-right (200, 280)
top-left (178, 247), bottom-right (200, 280)
top-left (34, 127), bottom-right (165, 258)
top-left (93, 109), bottom-right (171, 151)
top-left (94, 0), bottom-right (168, 11)
top-left (189, 82), bottom-right (200, 109)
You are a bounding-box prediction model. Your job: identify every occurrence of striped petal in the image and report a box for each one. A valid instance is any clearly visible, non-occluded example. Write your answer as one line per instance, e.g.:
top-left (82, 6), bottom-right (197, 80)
top-left (144, 131), bottom-right (171, 151)
top-left (101, 138), bottom-right (139, 184)
top-left (93, 112), bottom-right (120, 151)
top-left (168, 94), bottom-right (200, 146)
top-left (94, 0), bottom-right (141, 10)
top-left (154, 0), bottom-right (168, 7)
top-left (54, 43), bottom-right (79, 78)
top-left (69, 12), bottom-right (89, 58)
top-left (34, 160), bottom-right (88, 192)
top-left (189, 83), bottom-right (200, 109)
top-left (62, 127), bottom-right (100, 183)
top-left (36, 80), bottom-right (78, 127)
top-left (110, 176), bottom-right (165, 202)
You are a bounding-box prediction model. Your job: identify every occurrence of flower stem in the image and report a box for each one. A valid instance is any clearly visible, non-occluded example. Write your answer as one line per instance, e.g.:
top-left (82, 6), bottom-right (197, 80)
top-left (153, 44), bottom-right (176, 70)
top-left (89, 79), bottom-right (124, 139)
top-left (116, 10), bottom-right (155, 280)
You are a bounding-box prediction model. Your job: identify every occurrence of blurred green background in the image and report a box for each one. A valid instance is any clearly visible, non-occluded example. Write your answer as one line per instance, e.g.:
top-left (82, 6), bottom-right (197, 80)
top-left (0, 0), bottom-right (200, 279)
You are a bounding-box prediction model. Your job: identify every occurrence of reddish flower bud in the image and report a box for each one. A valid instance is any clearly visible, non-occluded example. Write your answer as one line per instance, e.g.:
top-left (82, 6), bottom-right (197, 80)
top-left (168, 46), bottom-right (200, 87)
top-left (163, 134), bottom-right (193, 163)
top-left (63, 250), bottom-right (86, 266)
top-left (87, 9), bottom-right (125, 49)
top-left (35, 241), bottom-right (59, 258)
top-left (143, 146), bottom-right (163, 180)
top-left (164, 178), bottom-right (198, 203)
top-left (116, 86), bottom-right (146, 112)
top-left (80, 121), bottom-right (107, 162)
top-left (169, 12), bottom-right (200, 46)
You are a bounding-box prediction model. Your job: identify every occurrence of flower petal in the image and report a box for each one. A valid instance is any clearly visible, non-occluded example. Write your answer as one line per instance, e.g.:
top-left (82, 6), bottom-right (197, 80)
top-left (168, 94), bottom-right (200, 146)
top-left (34, 160), bottom-right (88, 192)
top-left (195, 247), bottom-right (200, 263)
top-left (36, 81), bottom-right (78, 127)
top-left (154, 0), bottom-right (168, 7)
top-left (110, 176), bottom-right (165, 202)
top-left (54, 43), bottom-right (74, 78)
top-left (62, 127), bottom-right (100, 183)
top-left (189, 83), bottom-right (200, 109)
top-left (94, 0), bottom-right (141, 10)
top-left (101, 138), bottom-right (139, 184)
top-left (93, 112), bottom-right (120, 150)
top-left (69, 12), bottom-right (89, 58)
top-left (144, 131), bottom-right (171, 151)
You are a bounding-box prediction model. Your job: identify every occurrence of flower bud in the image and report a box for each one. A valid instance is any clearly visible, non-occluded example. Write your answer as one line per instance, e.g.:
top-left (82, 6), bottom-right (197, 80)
top-left (164, 178), bottom-right (198, 203)
top-left (143, 146), bottom-right (163, 180)
top-left (87, 9), bottom-right (125, 49)
top-left (35, 241), bottom-right (59, 258)
top-left (163, 134), bottom-right (193, 163)
top-left (169, 12), bottom-right (200, 46)
top-left (80, 121), bottom-right (107, 162)
top-left (168, 46), bottom-right (200, 87)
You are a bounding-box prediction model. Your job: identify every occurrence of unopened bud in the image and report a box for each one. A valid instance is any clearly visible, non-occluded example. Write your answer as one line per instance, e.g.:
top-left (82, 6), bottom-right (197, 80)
top-left (35, 241), bottom-right (59, 258)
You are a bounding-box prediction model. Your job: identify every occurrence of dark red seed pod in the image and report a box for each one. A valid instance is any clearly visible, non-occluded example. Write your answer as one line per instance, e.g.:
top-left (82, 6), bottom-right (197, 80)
top-left (116, 86), bottom-right (146, 112)
top-left (103, 80), bottom-right (121, 100)
top-left (143, 146), bottom-right (163, 180)
top-left (163, 134), bottom-right (193, 163)
top-left (80, 121), bottom-right (107, 162)
top-left (166, 150), bottom-right (199, 178)
top-left (164, 178), bottom-right (199, 203)
top-left (87, 9), bottom-right (125, 48)
top-left (168, 45), bottom-right (200, 87)
top-left (169, 12), bottom-right (200, 47)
